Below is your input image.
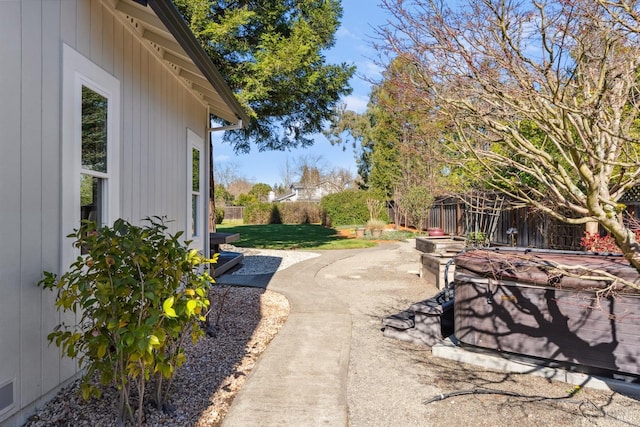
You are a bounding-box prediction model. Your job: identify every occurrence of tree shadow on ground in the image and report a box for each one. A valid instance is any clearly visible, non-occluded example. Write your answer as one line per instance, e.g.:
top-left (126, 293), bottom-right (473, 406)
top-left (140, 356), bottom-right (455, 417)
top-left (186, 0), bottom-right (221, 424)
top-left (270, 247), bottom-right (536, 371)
top-left (400, 344), bottom-right (639, 426)
top-left (219, 224), bottom-right (348, 249)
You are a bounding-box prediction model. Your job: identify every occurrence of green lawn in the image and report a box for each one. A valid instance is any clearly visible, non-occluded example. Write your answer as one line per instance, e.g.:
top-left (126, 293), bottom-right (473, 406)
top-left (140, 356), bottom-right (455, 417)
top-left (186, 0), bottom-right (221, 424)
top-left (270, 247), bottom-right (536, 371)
top-left (216, 223), bottom-right (421, 250)
top-left (216, 223), bottom-right (378, 250)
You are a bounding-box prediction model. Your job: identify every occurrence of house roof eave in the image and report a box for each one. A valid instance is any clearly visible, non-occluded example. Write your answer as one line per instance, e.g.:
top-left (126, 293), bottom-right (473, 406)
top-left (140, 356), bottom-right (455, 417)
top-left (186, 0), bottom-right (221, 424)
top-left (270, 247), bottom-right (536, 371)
top-left (113, 0), bottom-right (249, 126)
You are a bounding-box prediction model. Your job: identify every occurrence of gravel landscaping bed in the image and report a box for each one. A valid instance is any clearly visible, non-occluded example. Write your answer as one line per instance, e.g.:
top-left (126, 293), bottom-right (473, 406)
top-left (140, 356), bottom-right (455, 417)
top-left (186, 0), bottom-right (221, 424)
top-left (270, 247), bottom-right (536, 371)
top-left (24, 249), bottom-right (311, 427)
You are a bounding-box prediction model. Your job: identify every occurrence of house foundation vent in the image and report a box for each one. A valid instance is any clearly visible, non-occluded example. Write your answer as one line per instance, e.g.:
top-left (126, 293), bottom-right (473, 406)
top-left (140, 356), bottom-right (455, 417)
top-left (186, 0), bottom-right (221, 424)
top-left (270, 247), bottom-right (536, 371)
top-left (0, 379), bottom-right (14, 415)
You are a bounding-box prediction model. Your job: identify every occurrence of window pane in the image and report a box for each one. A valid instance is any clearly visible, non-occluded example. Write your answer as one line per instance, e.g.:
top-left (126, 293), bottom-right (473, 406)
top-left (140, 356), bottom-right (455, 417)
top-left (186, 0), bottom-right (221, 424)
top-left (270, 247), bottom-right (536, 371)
top-left (80, 174), bottom-right (103, 226)
top-left (192, 194), bottom-right (199, 236)
top-left (192, 148), bottom-right (200, 192)
top-left (81, 85), bottom-right (108, 172)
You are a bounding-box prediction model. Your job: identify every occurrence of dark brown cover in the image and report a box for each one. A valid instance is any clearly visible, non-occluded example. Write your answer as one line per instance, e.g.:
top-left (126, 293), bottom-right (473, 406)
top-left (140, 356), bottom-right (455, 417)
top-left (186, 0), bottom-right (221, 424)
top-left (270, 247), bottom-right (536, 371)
top-left (454, 249), bottom-right (640, 293)
top-left (454, 249), bottom-right (640, 375)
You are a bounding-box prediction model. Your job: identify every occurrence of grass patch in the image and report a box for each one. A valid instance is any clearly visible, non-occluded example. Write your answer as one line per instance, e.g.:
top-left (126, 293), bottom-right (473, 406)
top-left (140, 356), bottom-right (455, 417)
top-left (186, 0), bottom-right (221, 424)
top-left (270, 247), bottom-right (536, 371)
top-left (377, 229), bottom-right (423, 241)
top-left (216, 223), bottom-right (378, 250)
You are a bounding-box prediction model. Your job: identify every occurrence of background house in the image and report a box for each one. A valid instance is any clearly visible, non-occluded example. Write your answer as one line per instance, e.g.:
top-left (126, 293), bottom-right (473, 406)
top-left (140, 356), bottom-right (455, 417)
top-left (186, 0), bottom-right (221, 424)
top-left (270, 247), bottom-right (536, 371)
top-left (0, 0), bottom-right (246, 424)
top-left (269, 181), bottom-right (337, 203)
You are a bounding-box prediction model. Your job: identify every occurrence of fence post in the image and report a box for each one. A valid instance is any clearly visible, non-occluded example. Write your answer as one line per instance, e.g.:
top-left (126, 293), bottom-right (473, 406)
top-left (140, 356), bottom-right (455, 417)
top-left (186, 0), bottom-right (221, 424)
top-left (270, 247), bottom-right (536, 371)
top-left (456, 201), bottom-right (463, 235)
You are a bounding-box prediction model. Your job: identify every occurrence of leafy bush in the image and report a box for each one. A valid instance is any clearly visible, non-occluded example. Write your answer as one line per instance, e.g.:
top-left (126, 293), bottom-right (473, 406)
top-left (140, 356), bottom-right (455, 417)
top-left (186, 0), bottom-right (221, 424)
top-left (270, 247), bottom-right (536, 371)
top-left (243, 202), bottom-right (276, 224)
top-left (402, 186), bottom-right (434, 231)
top-left (243, 202), bottom-right (323, 224)
top-left (279, 202), bottom-right (323, 224)
top-left (580, 226), bottom-right (640, 253)
top-left (321, 190), bottom-right (389, 226)
top-left (366, 219), bottom-right (387, 232)
top-left (215, 206), bottom-right (225, 224)
top-left (580, 232), bottom-right (621, 253)
top-left (249, 183), bottom-right (273, 202)
top-left (236, 193), bottom-right (258, 206)
top-left (39, 218), bottom-right (215, 425)
top-left (466, 231), bottom-right (488, 247)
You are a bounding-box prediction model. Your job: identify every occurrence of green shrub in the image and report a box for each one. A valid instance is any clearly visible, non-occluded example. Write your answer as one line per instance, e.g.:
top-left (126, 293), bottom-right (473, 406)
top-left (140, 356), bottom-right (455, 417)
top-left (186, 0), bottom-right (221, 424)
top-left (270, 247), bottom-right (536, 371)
top-left (215, 206), bottom-right (225, 224)
top-left (39, 217), bottom-right (215, 425)
top-left (279, 202), bottom-right (323, 224)
top-left (243, 202), bottom-right (274, 224)
top-left (366, 218), bottom-right (387, 231)
top-left (243, 202), bottom-right (323, 224)
top-left (402, 186), bottom-right (434, 231)
top-left (321, 190), bottom-right (389, 226)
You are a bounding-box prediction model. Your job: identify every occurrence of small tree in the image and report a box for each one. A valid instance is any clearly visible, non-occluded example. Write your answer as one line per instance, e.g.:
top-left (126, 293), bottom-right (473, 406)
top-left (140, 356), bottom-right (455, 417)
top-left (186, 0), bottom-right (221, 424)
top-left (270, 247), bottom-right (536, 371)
top-left (249, 183), bottom-right (273, 203)
top-left (366, 198), bottom-right (385, 222)
top-left (214, 183), bottom-right (234, 206)
top-left (39, 218), bottom-right (215, 425)
top-left (402, 186), bottom-right (434, 232)
top-left (379, 0), bottom-right (640, 272)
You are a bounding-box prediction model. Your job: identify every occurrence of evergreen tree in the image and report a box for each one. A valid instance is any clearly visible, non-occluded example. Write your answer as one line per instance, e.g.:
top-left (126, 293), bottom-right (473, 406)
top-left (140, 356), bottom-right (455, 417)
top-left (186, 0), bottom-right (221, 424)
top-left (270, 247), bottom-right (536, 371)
top-left (174, 0), bottom-right (355, 152)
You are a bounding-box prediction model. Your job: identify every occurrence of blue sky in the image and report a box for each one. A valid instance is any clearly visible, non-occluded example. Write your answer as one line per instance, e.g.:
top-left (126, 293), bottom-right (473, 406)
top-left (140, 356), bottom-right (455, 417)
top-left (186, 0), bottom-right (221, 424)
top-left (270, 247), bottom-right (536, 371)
top-left (212, 2), bottom-right (390, 187)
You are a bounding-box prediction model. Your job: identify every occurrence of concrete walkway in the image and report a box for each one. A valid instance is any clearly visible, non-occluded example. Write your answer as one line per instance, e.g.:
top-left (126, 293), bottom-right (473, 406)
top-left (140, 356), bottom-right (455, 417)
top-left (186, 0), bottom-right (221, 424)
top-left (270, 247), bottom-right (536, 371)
top-left (219, 241), bottom-right (640, 427)
top-left (220, 242), bottom-right (429, 426)
top-left (220, 248), bottom-right (361, 426)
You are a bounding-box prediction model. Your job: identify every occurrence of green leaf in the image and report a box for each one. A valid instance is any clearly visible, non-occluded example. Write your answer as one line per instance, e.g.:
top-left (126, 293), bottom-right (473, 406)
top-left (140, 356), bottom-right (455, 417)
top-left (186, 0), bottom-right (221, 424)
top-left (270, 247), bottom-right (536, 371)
top-left (186, 299), bottom-right (197, 316)
top-left (162, 297), bottom-right (177, 318)
top-left (106, 319), bottom-right (118, 330)
top-left (148, 334), bottom-right (160, 348)
top-left (97, 344), bottom-right (107, 358)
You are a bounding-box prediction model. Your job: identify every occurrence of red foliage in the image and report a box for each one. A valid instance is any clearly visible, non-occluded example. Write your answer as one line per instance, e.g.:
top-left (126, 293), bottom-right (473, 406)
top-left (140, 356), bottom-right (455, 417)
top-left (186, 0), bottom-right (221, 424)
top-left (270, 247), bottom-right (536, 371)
top-left (580, 228), bottom-right (640, 253)
top-left (580, 232), bottom-right (621, 253)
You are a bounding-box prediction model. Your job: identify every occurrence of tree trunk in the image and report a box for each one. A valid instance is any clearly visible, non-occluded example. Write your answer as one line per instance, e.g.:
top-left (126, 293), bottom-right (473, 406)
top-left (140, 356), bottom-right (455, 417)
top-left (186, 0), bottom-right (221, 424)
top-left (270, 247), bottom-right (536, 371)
top-left (602, 217), bottom-right (640, 273)
top-left (585, 221), bottom-right (599, 234)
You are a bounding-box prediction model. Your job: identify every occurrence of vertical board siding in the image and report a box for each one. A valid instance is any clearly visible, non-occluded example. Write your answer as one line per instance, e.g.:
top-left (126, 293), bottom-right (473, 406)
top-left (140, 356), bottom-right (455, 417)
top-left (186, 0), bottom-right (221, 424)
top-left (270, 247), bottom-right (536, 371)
top-left (131, 38), bottom-right (141, 223)
top-left (0, 1), bottom-right (24, 419)
top-left (89, 0), bottom-right (102, 64)
top-left (122, 27), bottom-right (134, 221)
top-left (75, 0), bottom-right (90, 54)
top-left (41, 0), bottom-right (63, 394)
top-left (20, 0), bottom-right (45, 406)
top-left (3, 0), bottom-right (210, 422)
top-left (139, 49), bottom-right (149, 218)
top-left (147, 51), bottom-right (157, 217)
top-left (101, 4), bottom-right (114, 74)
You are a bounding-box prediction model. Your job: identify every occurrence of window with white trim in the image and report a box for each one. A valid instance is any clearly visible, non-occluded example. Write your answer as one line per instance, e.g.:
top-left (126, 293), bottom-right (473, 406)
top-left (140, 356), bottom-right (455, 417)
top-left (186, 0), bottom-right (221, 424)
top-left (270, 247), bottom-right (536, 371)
top-left (62, 44), bottom-right (120, 267)
top-left (80, 85), bottom-right (109, 226)
top-left (186, 129), bottom-right (205, 251)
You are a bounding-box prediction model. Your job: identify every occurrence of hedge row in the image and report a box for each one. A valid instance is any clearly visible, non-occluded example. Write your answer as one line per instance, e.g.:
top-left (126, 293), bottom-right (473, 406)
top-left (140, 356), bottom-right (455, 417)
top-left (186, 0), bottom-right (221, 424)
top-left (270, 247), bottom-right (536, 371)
top-left (243, 201), bottom-right (323, 224)
top-left (320, 189), bottom-right (389, 226)
top-left (240, 190), bottom-right (389, 226)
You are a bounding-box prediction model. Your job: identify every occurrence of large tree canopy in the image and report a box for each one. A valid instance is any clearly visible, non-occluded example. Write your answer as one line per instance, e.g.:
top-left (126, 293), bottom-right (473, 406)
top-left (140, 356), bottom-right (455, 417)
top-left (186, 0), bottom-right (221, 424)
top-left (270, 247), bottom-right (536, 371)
top-left (174, 0), bottom-right (355, 152)
top-left (327, 58), bottom-right (462, 198)
top-left (378, 0), bottom-right (640, 271)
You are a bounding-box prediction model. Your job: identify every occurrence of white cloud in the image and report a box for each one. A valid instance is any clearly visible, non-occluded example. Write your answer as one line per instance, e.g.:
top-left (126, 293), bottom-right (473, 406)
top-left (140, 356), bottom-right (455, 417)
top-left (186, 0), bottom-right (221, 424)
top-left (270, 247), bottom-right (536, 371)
top-left (357, 60), bottom-right (383, 80)
top-left (343, 95), bottom-right (369, 113)
top-left (337, 26), bottom-right (359, 41)
top-left (214, 154), bottom-right (231, 162)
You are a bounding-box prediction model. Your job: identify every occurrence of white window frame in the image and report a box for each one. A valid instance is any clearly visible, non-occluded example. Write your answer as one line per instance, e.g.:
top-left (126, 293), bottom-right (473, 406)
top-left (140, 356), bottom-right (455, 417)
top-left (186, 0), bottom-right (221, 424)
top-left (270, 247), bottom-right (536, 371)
top-left (186, 129), bottom-right (205, 253)
top-left (61, 44), bottom-right (120, 270)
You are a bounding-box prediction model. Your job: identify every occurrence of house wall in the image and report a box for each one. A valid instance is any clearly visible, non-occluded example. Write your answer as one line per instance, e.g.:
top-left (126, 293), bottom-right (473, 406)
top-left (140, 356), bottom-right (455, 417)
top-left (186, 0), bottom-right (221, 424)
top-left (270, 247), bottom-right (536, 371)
top-left (0, 1), bottom-right (208, 424)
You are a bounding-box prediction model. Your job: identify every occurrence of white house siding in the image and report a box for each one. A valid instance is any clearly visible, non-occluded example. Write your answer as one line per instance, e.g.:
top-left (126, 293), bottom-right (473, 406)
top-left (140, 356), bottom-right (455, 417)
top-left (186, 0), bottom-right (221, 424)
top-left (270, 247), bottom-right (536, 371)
top-left (0, 1), bottom-right (209, 424)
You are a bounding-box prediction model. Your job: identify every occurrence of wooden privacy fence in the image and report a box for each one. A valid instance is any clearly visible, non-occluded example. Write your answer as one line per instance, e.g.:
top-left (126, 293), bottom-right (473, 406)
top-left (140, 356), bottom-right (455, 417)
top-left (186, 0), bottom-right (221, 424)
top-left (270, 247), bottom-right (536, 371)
top-left (388, 195), bottom-right (585, 250)
top-left (222, 206), bottom-right (244, 221)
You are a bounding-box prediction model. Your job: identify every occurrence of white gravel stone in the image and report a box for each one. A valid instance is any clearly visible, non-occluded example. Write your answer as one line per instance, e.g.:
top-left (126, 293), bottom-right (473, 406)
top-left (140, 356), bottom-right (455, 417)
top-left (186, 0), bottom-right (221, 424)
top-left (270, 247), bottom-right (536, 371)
top-left (221, 245), bottom-right (320, 275)
top-left (23, 246), bottom-right (304, 427)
